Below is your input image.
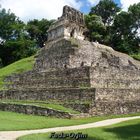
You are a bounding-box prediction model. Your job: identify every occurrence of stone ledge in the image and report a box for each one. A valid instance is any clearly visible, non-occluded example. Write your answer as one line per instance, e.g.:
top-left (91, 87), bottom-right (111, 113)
top-left (90, 101), bottom-right (140, 115)
top-left (0, 102), bottom-right (91, 119)
top-left (0, 102), bottom-right (72, 119)
top-left (1, 88), bottom-right (95, 102)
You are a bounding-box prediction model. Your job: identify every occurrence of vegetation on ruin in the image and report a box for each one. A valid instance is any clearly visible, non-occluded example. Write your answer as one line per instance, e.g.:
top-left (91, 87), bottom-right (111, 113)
top-left (18, 118), bottom-right (140, 140)
top-left (131, 54), bottom-right (140, 61)
top-left (0, 55), bottom-right (35, 90)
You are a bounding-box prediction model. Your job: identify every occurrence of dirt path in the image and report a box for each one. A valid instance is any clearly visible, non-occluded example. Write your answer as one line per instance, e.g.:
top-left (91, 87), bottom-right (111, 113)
top-left (0, 116), bottom-right (140, 140)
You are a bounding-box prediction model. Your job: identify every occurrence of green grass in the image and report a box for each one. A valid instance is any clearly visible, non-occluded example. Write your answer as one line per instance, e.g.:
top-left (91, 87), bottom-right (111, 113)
top-left (18, 118), bottom-right (140, 140)
top-left (131, 53), bottom-right (140, 61)
top-left (0, 111), bottom-right (140, 131)
top-left (0, 100), bottom-right (79, 114)
top-left (0, 56), bottom-right (35, 90)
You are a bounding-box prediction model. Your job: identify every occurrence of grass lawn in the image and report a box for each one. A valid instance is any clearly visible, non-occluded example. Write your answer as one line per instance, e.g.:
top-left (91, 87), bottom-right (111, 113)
top-left (18, 118), bottom-right (140, 140)
top-left (0, 111), bottom-right (140, 131)
top-left (0, 55), bottom-right (35, 90)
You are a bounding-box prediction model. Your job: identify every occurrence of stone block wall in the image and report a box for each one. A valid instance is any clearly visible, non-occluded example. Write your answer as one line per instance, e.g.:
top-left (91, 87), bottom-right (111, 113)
top-left (89, 88), bottom-right (140, 115)
top-left (47, 5), bottom-right (85, 42)
top-left (5, 67), bottom-right (91, 89)
top-left (34, 39), bottom-right (75, 71)
top-left (35, 38), bottom-right (140, 73)
top-left (2, 88), bottom-right (95, 103)
top-left (64, 103), bottom-right (90, 113)
top-left (0, 103), bottom-right (72, 118)
top-left (90, 67), bottom-right (140, 89)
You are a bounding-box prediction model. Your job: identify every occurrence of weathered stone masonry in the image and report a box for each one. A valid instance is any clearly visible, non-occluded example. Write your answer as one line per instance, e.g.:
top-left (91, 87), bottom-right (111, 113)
top-left (0, 102), bottom-right (72, 118)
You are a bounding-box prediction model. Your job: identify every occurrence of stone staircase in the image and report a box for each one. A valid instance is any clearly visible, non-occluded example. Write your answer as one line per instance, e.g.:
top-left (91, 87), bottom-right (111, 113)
top-left (1, 67), bottom-right (94, 117)
top-left (3, 67), bottom-right (93, 103)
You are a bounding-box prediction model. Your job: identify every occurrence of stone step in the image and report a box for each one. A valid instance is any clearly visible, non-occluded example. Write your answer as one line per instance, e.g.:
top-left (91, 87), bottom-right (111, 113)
top-left (2, 87), bottom-right (140, 103)
top-left (91, 78), bottom-right (140, 89)
top-left (95, 88), bottom-right (140, 101)
top-left (6, 77), bottom-right (140, 90)
top-left (5, 67), bottom-right (140, 90)
top-left (90, 67), bottom-right (140, 80)
top-left (1, 87), bottom-right (140, 116)
top-left (7, 78), bottom-right (90, 89)
top-left (89, 87), bottom-right (140, 115)
top-left (2, 88), bottom-right (95, 103)
top-left (5, 67), bottom-right (90, 82)
top-left (89, 100), bottom-right (140, 116)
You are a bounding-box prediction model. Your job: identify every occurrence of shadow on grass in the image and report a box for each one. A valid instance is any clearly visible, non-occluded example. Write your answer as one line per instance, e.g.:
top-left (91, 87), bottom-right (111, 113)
top-left (103, 123), bottom-right (140, 140)
top-left (46, 137), bottom-right (103, 140)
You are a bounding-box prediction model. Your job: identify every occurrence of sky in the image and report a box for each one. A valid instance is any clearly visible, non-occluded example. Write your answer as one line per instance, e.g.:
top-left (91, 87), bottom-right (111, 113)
top-left (0, 0), bottom-right (139, 22)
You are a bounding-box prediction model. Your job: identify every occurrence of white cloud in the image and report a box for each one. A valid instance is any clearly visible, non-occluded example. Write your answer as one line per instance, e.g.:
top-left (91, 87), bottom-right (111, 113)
top-left (120, 0), bottom-right (140, 11)
top-left (0, 0), bottom-right (82, 22)
top-left (87, 0), bottom-right (100, 6)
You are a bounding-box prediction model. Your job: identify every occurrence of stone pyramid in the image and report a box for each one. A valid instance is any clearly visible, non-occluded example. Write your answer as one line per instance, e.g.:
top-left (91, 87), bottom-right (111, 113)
top-left (1, 5), bottom-right (140, 117)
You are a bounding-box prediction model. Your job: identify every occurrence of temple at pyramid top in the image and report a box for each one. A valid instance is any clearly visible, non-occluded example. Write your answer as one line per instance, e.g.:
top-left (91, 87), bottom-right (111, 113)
top-left (47, 5), bottom-right (86, 42)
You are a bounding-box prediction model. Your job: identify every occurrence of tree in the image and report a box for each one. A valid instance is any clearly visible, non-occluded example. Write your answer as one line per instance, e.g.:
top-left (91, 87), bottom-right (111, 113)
top-left (90, 0), bottom-right (120, 26)
top-left (87, 0), bottom-right (121, 45)
top-left (128, 2), bottom-right (140, 44)
top-left (88, 1), bottom-right (139, 54)
top-left (0, 8), bottom-right (37, 66)
top-left (85, 14), bottom-right (106, 43)
top-left (26, 19), bottom-right (54, 47)
top-left (111, 3), bottom-right (140, 54)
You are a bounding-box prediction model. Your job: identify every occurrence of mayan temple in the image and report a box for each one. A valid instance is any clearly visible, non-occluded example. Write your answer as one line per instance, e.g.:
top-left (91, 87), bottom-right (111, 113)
top-left (0, 5), bottom-right (140, 118)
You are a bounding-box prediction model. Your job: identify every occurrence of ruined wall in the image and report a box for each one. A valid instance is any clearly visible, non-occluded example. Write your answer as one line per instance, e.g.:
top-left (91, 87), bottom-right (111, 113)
top-left (35, 38), bottom-right (140, 72)
top-left (5, 67), bottom-right (91, 89)
top-left (62, 5), bottom-right (85, 25)
top-left (47, 5), bottom-right (86, 42)
top-left (47, 21), bottom-right (65, 42)
top-left (0, 103), bottom-right (72, 118)
top-left (34, 39), bottom-right (74, 71)
top-left (68, 40), bottom-right (140, 70)
top-left (89, 88), bottom-right (140, 115)
top-left (90, 67), bottom-right (140, 89)
top-left (2, 88), bottom-right (95, 103)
